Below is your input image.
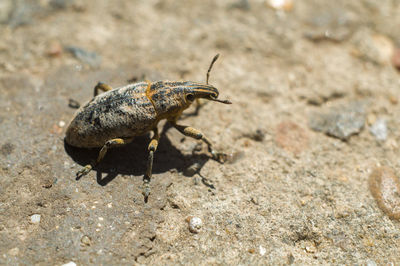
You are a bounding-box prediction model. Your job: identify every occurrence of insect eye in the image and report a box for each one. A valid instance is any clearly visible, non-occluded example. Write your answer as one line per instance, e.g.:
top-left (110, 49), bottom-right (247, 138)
top-left (186, 93), bottom-right (195, 102)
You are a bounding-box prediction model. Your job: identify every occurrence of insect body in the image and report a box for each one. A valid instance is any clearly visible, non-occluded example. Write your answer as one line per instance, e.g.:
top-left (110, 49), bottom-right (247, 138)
top-left (65, 55), bottom-right (231, 202)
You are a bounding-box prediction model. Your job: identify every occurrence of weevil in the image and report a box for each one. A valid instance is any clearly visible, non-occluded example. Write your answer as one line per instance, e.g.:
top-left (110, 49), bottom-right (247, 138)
top-left (65, 54), bottom-right (231, 202)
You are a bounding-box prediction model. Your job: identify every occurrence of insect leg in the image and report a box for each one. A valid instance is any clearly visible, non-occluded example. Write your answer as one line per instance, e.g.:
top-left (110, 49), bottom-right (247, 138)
top-left (93, 82), bottom-right (113, 97)
top-left (170, 122), bottom-right (226, 163)
top-left (76, 138), bottom-right (132, 178)
top-left (143, 128), bottom-right (160, 202)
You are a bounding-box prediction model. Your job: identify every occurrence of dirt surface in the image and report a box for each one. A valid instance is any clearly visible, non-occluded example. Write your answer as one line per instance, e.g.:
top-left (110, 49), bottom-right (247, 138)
top-left (1, 0), bottom-right (400, 264)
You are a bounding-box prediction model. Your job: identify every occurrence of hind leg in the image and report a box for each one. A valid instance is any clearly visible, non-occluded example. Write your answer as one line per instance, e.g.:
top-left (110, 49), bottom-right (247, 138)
top-left (76, 138), bottom-right (133, 178)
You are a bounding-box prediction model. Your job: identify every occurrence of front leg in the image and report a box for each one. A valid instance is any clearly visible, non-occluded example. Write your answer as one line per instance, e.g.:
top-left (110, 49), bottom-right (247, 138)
top-left (169, 121), bottom-right (227, 163)
top-left (143, 128), bottom-right (160, 202)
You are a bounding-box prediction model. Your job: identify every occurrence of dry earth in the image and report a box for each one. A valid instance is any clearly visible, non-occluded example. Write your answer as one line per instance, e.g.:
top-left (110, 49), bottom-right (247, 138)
top-left (1, 0), bottom-right (400, 264)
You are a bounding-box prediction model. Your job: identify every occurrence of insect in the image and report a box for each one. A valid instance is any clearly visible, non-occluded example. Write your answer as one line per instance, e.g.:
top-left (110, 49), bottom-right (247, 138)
top-left (65, 54), bottom-right (231, 202)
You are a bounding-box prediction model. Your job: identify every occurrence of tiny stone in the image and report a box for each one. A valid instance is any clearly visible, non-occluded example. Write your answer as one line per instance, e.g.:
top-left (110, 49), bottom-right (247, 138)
top-left (388, 95), bottom-right (398, 105)
top-left (351, 30), bottom-right (394, 65)
top-left (80, 235), bottom-right (91, 246)
top-left (309, 101), bottom-right (366, 140)
top-left (68, 98), bottom-right (80, 109)
top-left (266, 0), bottom-right (293, 11)
top-left (30, 214), bottom-right (41, 224)
top-left (47, 41), bottom-right (63, 57)
top-left (62, 262), bottom-right (77, 266)
top-left (259, 245), bottom-right (266, 256)
top-left (369, 118), bottom-right (387, 141)
top-left (250, 197), bottom-right (259, 205)
top-left (392, 48), bottom-right (400, 70)
top-left (305, 245), bottom-right (317, 253)
top-left (369, 167), bottom-right (400, 219)
top-left (58, 120), bottom-right (66, 127)
top-left (188, 217), bottom-right (202, 233)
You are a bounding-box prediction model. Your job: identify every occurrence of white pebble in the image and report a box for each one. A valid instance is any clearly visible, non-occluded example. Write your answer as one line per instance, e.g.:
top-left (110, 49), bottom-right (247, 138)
top-left (188, 217), bottom-right (202, 233)
top-left (59, 120), bottom-right (66, 127)
top-left (366, 260), bottom-right (377, 266)
top-left (259, 245), bottom-right (266, 256)
top-left (370, 118), bottom-right (388, 141)
top-left (30, 214), bottom-right (41, 224)
top-left (267, 0), bottom-right (293, 10)
top-left (62, 262), bottom-right (76, 266)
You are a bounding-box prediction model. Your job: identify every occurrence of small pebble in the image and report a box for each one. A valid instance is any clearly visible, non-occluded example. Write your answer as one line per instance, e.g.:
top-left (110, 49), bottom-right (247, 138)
top-left (366, 259), bottom-right (377, 266)
top-left (388, 95), bottom-right (398, 105)
top-left (47, 41), bottom-right (63, 57)
top-left (392, 48), bottom-right (400, 70)
top-left (351, 30), bottom-right (394, 65)
top-left (305, 245), bottom-right (317, 253)
top-left (187, 216), bottom-right (202, 233)
top-left (266, 0), bottom-right (293, 11)
top-left (369, 118), bottom-right (387, 141)
top-left (309, 101), bottom-right (365, 140)
top-left (259, 245), bottom-right (266, 256)
top-left (369, 167), bottom-right (400, 219)
top-left (68, 98), bottom-right (80, 109)
top-left (30, 214), bottom-right (41, 224)
top-left (58, 120), bottom-right (66, 127)
top-left (80, 235), bottom-right (91, 246)
top-left (244, 129), bottom-right (265, 142)
top-left (62, 262), bottom-right (77, 266)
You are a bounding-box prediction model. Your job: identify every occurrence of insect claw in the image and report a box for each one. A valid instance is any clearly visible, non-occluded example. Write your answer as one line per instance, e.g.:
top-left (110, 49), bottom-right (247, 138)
top-left (76, 164), bottom-right (92, 179)
top-left (142, 183), bottom-right (151, 203)
top-left (211, 150), bottom-right (228, 164)
top-left (142, 175), bottom-right (151, 203)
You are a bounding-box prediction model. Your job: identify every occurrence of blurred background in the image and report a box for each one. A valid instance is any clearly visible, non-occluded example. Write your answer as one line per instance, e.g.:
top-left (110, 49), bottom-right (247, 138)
top-left (1, 0), bottom-right (400, 264)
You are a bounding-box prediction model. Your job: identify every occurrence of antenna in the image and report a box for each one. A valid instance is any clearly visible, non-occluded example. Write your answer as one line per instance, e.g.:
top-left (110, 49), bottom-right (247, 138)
top-left (206, 54), bottom-right (220, 85)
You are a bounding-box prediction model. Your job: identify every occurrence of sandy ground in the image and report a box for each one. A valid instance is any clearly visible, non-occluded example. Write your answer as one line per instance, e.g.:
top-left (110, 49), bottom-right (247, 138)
top-left (1, 0), bottom-right (400, 264)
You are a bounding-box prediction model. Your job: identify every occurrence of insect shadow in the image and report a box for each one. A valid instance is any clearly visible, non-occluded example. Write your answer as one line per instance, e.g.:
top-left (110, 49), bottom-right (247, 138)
top-left (64, 122), bottom-right (211, 186)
